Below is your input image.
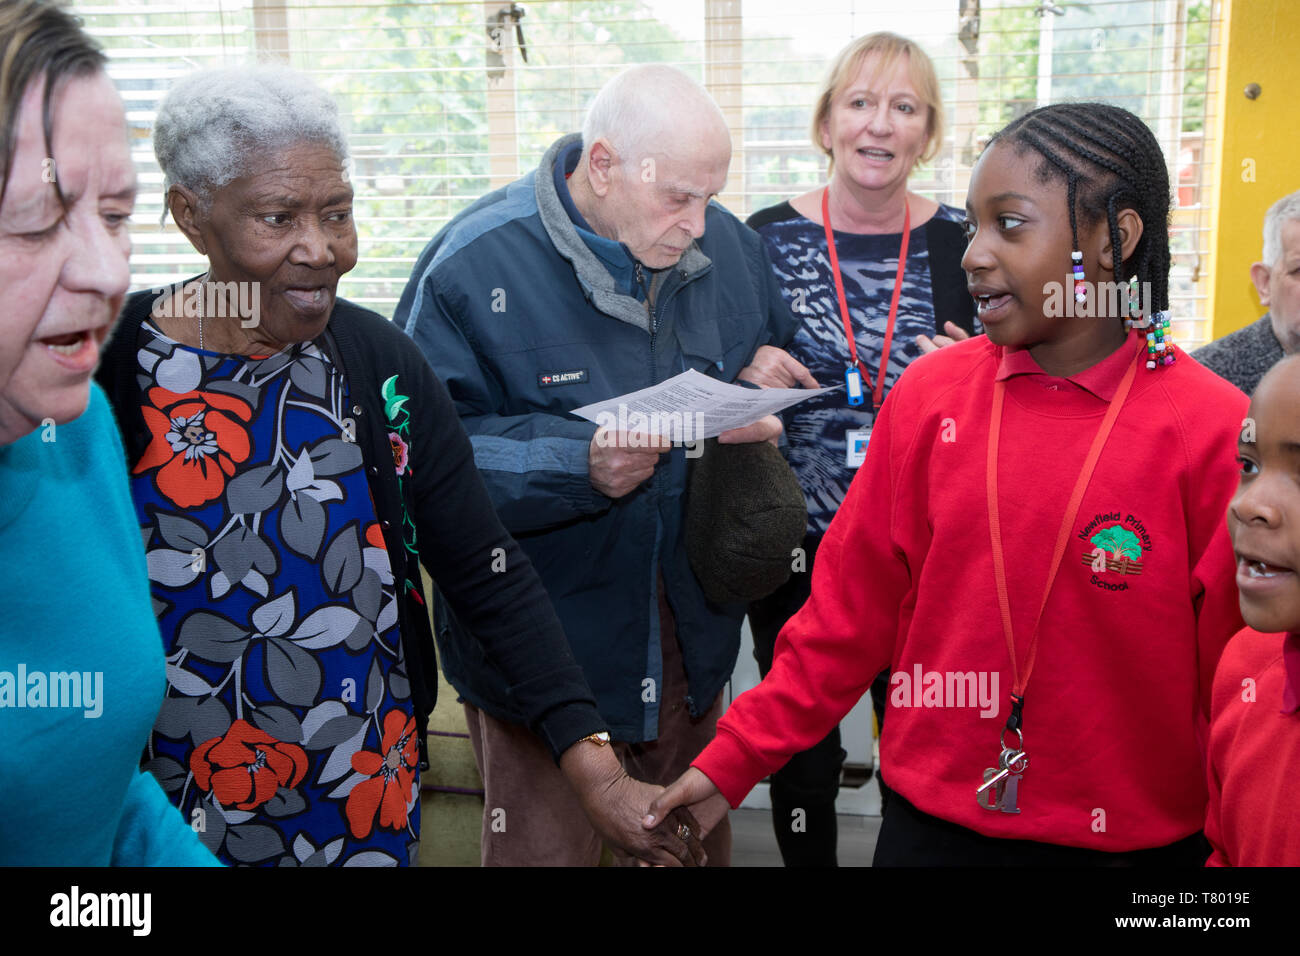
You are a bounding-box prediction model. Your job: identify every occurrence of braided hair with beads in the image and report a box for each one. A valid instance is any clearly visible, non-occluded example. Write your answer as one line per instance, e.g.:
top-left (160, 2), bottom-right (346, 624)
top-left (988, 102), bottom-right (1176, 369)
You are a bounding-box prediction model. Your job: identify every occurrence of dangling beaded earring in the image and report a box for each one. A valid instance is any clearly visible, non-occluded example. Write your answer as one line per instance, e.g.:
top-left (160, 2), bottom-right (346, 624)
top-left (1124, 277), bottom-right (1148, 331)
top-left (1145, 310), bottom-right (1176, 369)
top-left (1065, 177), bottom-right (1089, 310)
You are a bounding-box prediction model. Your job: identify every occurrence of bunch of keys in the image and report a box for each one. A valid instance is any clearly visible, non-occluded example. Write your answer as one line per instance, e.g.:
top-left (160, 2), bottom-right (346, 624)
top-left (976, 729), bottom-right (1028, 814)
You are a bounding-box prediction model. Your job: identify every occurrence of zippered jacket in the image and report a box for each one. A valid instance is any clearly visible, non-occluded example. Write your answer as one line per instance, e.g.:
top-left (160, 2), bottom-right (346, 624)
top-left (396, 133), bottom-right (799, 740)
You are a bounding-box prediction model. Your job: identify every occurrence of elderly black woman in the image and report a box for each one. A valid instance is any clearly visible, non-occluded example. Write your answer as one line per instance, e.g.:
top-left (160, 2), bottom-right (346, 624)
top-left (95, 64), bottom-right (704, 867)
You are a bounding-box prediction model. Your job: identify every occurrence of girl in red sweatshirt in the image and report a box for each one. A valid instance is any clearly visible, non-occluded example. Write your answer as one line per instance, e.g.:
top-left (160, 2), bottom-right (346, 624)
top-left (646, 102), bottom-right (1247, 865)
top-left (1205, 354), bottom-right (1300, 866)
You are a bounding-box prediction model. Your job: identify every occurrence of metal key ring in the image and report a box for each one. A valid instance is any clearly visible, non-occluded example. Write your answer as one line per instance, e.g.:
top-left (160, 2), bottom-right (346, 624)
top-left (1000, 727), bottom-right (1023, 754)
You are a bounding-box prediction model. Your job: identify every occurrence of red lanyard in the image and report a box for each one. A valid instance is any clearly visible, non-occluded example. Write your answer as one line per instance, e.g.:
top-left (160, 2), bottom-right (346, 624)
top-left (821, 186), bottom-right (910, 411)
top-left (985, 341), bottom-right (1141, 730)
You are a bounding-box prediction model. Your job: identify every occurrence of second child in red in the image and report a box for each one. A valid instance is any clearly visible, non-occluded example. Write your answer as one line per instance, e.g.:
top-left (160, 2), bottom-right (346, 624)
top-left (1206, 354), bottom-right (1300, 866)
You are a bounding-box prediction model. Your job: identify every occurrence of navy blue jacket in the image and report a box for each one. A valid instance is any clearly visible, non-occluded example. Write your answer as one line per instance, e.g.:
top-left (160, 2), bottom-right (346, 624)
top-left (396, 133), bottom-right (799, 740)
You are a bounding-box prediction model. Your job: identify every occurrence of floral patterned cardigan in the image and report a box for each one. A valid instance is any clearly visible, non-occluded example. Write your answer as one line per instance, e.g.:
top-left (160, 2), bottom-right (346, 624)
top-left (97, 292), bottom-right (607, 764)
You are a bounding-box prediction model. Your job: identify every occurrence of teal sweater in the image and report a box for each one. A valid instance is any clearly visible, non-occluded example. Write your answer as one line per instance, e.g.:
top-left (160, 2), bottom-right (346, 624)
top-left (0, 384), bottom-right (219, 866)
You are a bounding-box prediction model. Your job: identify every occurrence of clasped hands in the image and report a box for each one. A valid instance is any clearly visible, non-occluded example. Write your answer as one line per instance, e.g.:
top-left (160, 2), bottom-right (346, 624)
top-left (561, 738), bottom-right (728, 866)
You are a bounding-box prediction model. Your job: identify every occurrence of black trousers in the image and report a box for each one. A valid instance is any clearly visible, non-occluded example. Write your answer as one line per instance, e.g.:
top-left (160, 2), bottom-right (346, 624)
top-left (873, 790), bottom-right (1212, 866)
top-left (750, 534), bottom-right (883, 867)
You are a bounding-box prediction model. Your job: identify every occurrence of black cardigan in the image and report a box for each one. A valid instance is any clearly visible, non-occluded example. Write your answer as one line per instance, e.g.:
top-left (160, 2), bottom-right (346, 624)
top-left (97, 290), bottom-right (605, 761)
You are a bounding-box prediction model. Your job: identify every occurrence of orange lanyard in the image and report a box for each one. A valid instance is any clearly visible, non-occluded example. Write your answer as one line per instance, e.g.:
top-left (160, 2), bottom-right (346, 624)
top-left (821, 186), bottom-right (910, 411)
top-left (985, 341), bottom-right (1141, 732)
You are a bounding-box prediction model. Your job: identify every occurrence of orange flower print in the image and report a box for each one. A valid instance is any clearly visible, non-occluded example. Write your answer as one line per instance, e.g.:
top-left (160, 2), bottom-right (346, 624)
top-left (345, 710), bottom-right (419, 839)
top-left (364, 522), bottom-right (386, 551)
top-left (135, 387), bottom-right (253, 508)
top-left (190, 719), bottom-right (308, 811)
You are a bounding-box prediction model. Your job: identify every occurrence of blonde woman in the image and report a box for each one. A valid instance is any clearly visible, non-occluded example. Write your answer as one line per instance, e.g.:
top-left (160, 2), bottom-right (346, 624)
top-left (736, 33), bottom-right (976, 865)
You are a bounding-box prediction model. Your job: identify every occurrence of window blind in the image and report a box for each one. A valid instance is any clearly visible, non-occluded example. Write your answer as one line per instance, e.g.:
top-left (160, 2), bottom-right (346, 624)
top-left (75, 0), bottom-right (1222, 343)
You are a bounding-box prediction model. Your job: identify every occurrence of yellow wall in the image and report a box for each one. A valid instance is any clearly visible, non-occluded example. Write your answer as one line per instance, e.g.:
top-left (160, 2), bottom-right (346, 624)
top-left (1207, 0), bottom-right (1300, 340)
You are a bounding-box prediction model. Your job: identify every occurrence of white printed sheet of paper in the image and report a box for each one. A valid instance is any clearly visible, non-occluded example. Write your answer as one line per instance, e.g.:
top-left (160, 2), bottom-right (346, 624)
top-left (570, 368), bottom-right (837, 441)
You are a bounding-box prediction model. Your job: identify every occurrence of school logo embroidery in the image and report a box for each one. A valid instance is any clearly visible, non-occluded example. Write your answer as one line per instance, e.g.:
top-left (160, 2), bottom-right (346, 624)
top-left (1077, 511), bottom-right (1153, 591)
top-left (538, 368), bottom-right (588, 387)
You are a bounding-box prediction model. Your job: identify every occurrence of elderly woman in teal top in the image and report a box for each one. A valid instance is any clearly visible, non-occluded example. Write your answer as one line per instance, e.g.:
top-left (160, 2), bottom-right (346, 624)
top-left (0, 0), bottom-right (217, 866)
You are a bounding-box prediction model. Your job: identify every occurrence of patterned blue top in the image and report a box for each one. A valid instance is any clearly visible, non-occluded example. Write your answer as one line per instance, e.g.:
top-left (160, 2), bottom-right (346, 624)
top-left (130, 322), bottom-right (417, 867)
top-left (748, 200), bottom-right (976, 535)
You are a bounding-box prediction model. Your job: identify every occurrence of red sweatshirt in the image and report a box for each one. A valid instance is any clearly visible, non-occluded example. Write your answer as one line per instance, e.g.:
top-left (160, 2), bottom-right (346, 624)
top-left (696, 332), bottom-right (1247, 851)
top-left (1205, 627), bottom-right (1300, 866)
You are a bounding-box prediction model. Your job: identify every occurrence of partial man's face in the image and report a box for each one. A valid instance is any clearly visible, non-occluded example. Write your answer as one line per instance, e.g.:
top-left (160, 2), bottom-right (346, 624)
top-left (603, 134), bottom-right (730, 270)
top-left (1255, 218), bottom-right (1300, 353)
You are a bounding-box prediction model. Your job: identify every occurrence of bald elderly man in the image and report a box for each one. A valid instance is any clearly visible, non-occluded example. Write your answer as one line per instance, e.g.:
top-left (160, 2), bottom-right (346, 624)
top-left (1194, 189), bottom-right (1300, 394)
top-left (396, 65), bottom-right (798, 866)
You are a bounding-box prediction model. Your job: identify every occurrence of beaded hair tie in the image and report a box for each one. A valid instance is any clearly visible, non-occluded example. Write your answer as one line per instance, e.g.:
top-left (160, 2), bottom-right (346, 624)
top-left (1072, 250), bottom-right (1086, 303)
top-left (1118, 274), bottom-right (1176, 369)
top-left (1140, 311), bottom-right (1176, 369)
top-left (1065, 164), bottom-right (1172, 372)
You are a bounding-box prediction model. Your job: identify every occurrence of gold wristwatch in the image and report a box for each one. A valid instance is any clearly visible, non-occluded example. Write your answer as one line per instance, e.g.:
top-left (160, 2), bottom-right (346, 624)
top-left (580, 731), bottom-right (611, 746)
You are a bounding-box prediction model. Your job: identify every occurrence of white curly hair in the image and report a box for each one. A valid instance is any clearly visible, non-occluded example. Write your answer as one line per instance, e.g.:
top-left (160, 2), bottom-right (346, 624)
top-left (153, 63), bottom-right (349, 207)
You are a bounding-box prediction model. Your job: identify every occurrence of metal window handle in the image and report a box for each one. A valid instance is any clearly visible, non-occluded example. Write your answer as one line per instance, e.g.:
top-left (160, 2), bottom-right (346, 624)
top-left (488, 3), bottom-right (528, 63)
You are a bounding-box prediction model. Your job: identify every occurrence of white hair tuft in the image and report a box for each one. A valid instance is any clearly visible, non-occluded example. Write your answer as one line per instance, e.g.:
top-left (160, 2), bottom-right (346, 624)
top-left (153, 63), bottom-right (349, 206)
top-left (581, 64), bottom-right (726, 165)
top-left (1262, 190), bottom-right (1300, 267)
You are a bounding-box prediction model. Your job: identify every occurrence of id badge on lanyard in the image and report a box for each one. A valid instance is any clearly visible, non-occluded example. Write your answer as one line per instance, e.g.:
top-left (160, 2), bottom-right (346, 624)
top-left (822, 186), bottom-right (909, 436)
top-left (845, 407), bottom-right (873, 469)
top-left (844, 363), bottom-right (871, 468)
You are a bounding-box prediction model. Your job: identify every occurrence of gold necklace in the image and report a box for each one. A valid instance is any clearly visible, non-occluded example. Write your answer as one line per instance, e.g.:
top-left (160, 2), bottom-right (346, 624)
top-left (196, 271), bottom-right (209, 351)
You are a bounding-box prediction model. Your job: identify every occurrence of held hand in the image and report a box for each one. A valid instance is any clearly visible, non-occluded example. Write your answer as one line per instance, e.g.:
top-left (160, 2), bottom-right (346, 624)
top-left (915, 321), bottom-right (972, 354)
top-left (589, 428), bottom-right (672, 499)
top-left (560, 741), bottom-right (706, 866)
top-left (717, 414), bottom-right (783, 447)
top-left (642, 767), bottom-right (731, 844)
top-left (592, 775), bottom-right (710, 867)
top-left (737, 345), bottom-right (820, 389)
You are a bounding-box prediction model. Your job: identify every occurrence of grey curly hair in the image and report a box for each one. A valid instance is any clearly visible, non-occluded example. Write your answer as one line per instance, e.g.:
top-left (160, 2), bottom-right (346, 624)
top-left (1262, 190), bottom-right (1300, 269)
top-left (153, 63), bottom-right (349, 208)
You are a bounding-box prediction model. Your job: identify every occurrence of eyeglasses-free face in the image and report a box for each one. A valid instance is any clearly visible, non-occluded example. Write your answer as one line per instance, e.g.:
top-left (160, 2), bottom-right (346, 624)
top-left (0, 71), bottom-right (135, 444)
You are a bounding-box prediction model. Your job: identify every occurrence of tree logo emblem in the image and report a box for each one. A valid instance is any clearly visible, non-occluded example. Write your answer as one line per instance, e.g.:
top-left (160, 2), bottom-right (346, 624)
top-left (1081, 524), bottom-right (1144, 576)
